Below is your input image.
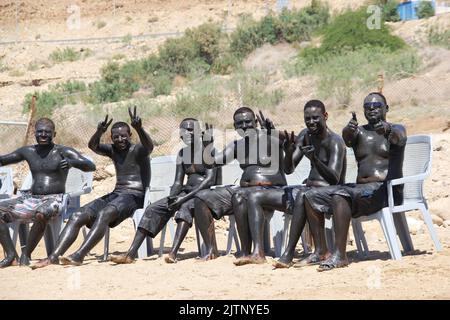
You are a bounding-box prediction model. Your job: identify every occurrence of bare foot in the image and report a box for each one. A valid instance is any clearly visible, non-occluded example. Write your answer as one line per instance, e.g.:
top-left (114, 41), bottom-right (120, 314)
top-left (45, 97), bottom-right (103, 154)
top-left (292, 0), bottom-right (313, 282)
top-left (295, 251), bottom-right (330, 268)
top-left (317, 253), bottom-right (348, 272)
top-left (110, 254), bottom-right (135, 264)
top-left (164, 253), bottom-right (177, 264)
top-left (19, 253), bottom-right (30, 266)
top-left (59, 255), bottom-right (82, 266)
top-left (0, 256), bottom-right (19, 268)
top-left (234, 255), bottom-right (266, 266)
top-left (272, 260), bottom-right (293, 269)
top-left (198, 251), bottom-right (218, 261)
top-left (30, 258), bottom-right (58, 270)
top-left (233, 255), bottom-right (251, 266)
top-left (273, 253), bottom-right (294, 269)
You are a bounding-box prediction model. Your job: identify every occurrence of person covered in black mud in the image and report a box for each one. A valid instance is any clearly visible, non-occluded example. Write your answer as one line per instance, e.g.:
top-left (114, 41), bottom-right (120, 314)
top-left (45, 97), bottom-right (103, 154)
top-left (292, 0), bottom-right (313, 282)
top-left (31, 107), bottom-right (153, 268)
top-left (193, 106), bottom-right (288, 262)
top-left (0, 117), bottom-right (95, 268)
top-left (303, 92), bottom-right (406, 271)
top-left (110, 118), bottom-right (220, 264)
top-left (236, 99), bottom-right (347, 268)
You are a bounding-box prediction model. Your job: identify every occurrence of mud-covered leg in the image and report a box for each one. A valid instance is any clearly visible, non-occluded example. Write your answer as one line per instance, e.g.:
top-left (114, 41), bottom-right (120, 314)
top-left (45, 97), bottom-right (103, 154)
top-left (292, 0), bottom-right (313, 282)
top-left (193, 198), bottom-right (218, 260)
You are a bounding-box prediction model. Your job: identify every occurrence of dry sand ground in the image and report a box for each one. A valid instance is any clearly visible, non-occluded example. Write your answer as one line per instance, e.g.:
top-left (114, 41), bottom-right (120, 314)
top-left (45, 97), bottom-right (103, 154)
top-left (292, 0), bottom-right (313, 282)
top-left (1, 1), bottom-right (450, 299)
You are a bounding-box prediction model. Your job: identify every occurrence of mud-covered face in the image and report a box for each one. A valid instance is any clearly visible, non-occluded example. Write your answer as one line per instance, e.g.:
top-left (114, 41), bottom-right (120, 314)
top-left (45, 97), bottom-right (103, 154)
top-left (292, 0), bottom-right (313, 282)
top-left (179, 120), bottom-right (200, 146)
top-left (304, 106), bottom-right (327, 135)
top-left (363, 94), bottom-right (388, 124)
top-left (111, 126), bottom-right (131, 151)
top-left (35, 122), bottom-right (55, 145)
top-left (234, 111), bottom-right (256, 137)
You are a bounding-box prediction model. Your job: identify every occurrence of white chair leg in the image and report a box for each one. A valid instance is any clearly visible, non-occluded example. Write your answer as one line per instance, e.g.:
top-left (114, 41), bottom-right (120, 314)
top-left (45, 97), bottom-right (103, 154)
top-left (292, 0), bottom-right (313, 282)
top-left (418, 203), bottom-right (442, 251)
top-left (226, 216), bottom-right (236, 255)
top-left (352, 219), bottom-right (369, 256)
top-left (168, 218), bottom-right (175, 242)
top-left (380, 209), bottom-right (402, 260)
top-left (270, 211), bottom-right (285, 258)
top-left (351, 220), bottom-right (364, 256)
top-left (324, 215), bottom-right (335, 252)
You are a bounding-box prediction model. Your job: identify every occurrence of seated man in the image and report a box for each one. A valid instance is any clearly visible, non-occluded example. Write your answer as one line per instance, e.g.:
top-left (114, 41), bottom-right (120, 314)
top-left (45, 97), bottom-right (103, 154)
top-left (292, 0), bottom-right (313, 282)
top-left (235, 100), bottom-right (346, 267)
top-left (194, 106), bottom-right (287, 261)
top-left (0, 118), bottom-right (95, 268)
top-left (31, 107), bottom-right (153, 268)
top-left (110, 118), bottom-right (220, 264)
top-left (304, 92), bottom-right (406, 271)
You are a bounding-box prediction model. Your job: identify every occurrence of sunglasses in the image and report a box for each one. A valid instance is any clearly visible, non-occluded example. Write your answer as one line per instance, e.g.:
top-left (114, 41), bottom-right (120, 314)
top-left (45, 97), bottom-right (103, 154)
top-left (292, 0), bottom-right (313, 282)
top-left (363, 102), bottom-right (384, 109)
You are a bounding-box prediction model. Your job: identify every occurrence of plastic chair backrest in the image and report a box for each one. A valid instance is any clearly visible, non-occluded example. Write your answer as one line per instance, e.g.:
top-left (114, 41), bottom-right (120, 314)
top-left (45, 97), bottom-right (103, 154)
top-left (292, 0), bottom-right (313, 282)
top-left (403, 135), bottom-right (432, 201)
top-left (149, 155), bottom-right (177, 202)
top-left (221, 160), bottom-right (243, 185)
top-left (0, 166), bottom-right (14, 195)
top-left (285, 158), bottom-right (310, 186)
top-left (345, 148), bottom-right (358, 184)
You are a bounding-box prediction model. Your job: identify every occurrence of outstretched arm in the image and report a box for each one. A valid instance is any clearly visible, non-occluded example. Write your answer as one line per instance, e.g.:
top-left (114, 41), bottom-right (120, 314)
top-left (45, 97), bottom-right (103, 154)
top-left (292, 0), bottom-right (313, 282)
top-left (129, 106), bottom-right (154, 155)
top-left (0, 148), bottom-right (25, 166)
top-left (342, 112), bottom-right (359, 147)
top-left (88, 115), bottom-right (113, 157)
top-left (59, 147), bottom-right (96, 172)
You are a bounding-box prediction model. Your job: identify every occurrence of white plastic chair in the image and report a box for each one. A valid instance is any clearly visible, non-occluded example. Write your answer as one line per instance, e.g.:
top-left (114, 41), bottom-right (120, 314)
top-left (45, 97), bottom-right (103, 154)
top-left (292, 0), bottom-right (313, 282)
top-left (10, 161), bottom-right (94, 257)
top-left (351, 135), bottom-right (441, 260)
top-left (0, 167), bottom-right (14, 197)
top-left (100, 156), bottom-right (179, 260)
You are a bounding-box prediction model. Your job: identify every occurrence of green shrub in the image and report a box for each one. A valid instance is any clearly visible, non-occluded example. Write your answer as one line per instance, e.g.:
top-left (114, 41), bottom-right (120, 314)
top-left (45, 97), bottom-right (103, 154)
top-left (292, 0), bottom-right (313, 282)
top-left (141, 55), bottom-right (161, 76)
top-left (229, 3), bottom-right (329, 59)
top-left (416, 1), bottom-right (435, 19)
top-left (49, 47), bottom-right (80, 63)
top-left (150, 73), bottom-right (173, 96)
top-left (303, 8), bottom-right (405, 57)
top-left (185, 22), bottom-right (223, 65)
top-left (230, 16), bottom-right (263, 59)
top-left (158, 37), bottom-right (199, 76)
top-left (169, 92), bottom-right (222, 118)
top-left (288, 46), bottom-right (421, 106)
top-left (53, 80), bottom-right (87, 94)
top-left (383, 0), bottom-right (401, 22)
top-left (427, 24), bottom-right (450, 49)
top-left (49, 47), bottom-right (92, 63)
top-left (22, 91), bottom-right (64, 117)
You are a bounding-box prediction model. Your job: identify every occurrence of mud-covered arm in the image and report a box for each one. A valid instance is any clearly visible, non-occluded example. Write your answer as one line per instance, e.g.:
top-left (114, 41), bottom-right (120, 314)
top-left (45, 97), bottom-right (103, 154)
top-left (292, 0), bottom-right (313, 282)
top-left (172, 167), bottom-right (218, 208)
top-left (60, 147), bottom-right (96, 172)
top-left (135, 127), bottom-right (154, 156)
top-left (88, 128), bottom-right (113, 157)
top-left (169, 153), bottom-right (185, 197)
top-left (342, 113), bottom-right (360, 147)
top-left (284, 130), bottom-right (305, 174)
top-left (388, 123), bottom-right (407, 147)
top-left (310, 137), bottom-right (345, 185)
top-left (0, 148), bottom-right (25, 166)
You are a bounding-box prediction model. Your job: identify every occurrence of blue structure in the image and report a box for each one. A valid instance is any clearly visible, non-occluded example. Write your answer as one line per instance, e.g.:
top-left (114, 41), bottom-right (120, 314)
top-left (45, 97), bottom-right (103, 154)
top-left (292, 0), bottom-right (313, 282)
top-left (397, 1), bottom-right (436, 21)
